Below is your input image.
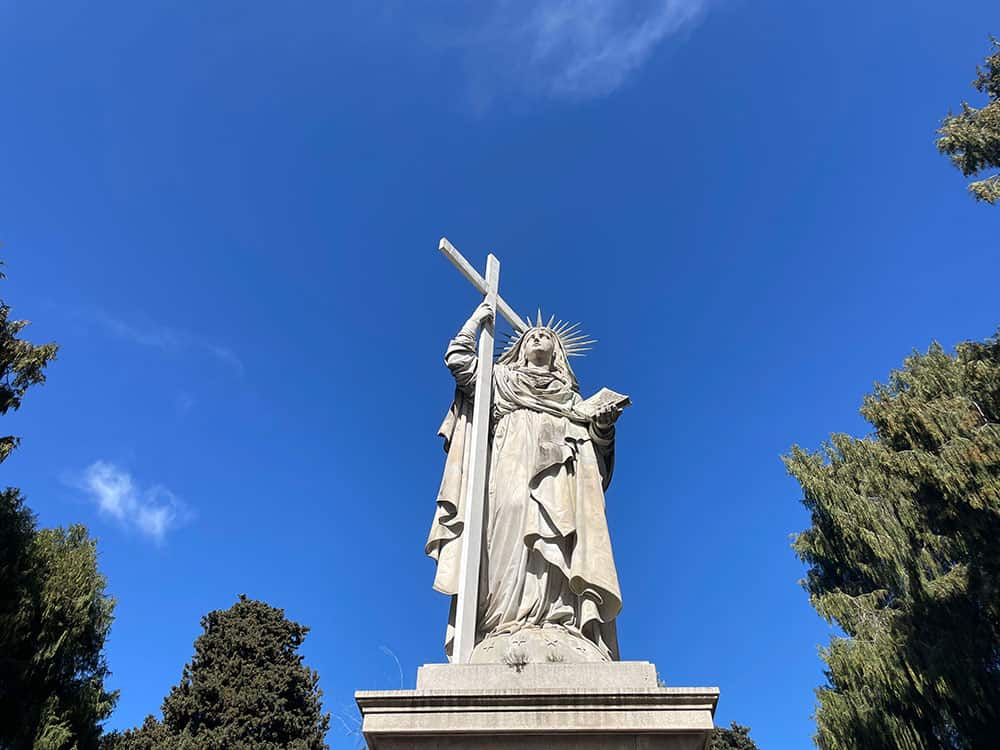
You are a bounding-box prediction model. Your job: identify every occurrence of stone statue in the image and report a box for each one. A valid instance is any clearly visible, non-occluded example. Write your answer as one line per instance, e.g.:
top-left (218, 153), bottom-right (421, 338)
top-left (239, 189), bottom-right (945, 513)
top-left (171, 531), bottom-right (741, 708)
top-left (358, 242), bottom-right (718, 749)
top-left (425, 300), bottom-right (627, 664)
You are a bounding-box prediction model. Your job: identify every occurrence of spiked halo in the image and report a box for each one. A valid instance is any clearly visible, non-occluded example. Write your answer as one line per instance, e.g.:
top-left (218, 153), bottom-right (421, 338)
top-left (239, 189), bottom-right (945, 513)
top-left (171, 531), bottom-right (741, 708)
top-left (497, 308), bottom-right (597, 360)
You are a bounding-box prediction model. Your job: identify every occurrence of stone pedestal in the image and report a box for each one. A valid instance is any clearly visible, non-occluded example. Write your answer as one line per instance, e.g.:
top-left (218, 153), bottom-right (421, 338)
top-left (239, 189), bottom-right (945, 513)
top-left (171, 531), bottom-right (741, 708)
top-left (355, 662), bottom-right (719, 749)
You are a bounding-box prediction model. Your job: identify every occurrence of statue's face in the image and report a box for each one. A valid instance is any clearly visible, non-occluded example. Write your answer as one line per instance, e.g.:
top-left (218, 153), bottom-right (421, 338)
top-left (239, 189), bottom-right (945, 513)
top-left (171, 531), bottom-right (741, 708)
top-left (523, 328), bottom-right (555, 367)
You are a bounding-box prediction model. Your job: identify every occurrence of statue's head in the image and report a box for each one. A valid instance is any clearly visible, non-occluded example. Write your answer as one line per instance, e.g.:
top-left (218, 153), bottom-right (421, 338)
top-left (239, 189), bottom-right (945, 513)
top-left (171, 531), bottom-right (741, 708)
top-left (497, 314), bottom-right (594, 392)
top-left (523, 327), bottom-right (556, 367)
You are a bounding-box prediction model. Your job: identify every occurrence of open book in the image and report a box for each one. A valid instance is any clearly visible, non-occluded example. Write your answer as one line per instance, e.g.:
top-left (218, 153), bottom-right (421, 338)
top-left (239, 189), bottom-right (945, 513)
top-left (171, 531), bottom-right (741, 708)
top-left (575, 387), bottom-right (632, 420)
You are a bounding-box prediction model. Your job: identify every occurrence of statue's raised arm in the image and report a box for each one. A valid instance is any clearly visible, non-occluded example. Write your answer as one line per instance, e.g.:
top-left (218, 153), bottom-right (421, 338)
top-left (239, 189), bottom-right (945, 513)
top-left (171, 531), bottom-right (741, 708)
top-left (444, 301), bottom-right (494, 393)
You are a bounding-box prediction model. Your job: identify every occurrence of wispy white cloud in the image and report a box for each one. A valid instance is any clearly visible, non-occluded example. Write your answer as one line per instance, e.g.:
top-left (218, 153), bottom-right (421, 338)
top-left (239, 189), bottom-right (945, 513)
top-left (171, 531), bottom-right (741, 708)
top-left (92, 310), bottom-right (245, 376)
top-left (78, 461), bottom-right (191, 542)
top-left (458, 0), bottom-right (707, 103)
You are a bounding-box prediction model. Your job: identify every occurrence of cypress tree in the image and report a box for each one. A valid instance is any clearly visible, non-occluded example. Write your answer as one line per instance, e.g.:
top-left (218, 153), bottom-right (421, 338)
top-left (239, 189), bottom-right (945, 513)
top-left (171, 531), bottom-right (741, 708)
top-left (100, 716), bottom-right (170, 750)
top-left (121, 595), bottom-right (330, 750)
top-left (938, 38), bottom-right (1000, 204)
top-left (785, 331), bottom-right (1000, 749)
top-left (0, 260), bottom-right (115, 749)
top-left (0, 261), bottom-right (58, 463)
top-left (711, 722), bottom-right (760, 750)
top-left (0, 490), bottom-right (117, 750)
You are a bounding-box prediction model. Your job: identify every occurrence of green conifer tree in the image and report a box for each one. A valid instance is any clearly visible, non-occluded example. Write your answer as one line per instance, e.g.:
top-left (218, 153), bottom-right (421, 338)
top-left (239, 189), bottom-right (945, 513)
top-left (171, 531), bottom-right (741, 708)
top-left (0, 260), bottom-right (115, 750)
top-left (785, 331), bottom-right (1000, 749)
top-left (117, 596), bottom-right (330, 750)
top-left (0, 261), bottom-right (58, 462)
top-left (0, 490), bottom-right (117, 750)
top-left (711, 722), bottom-right (760, 750)
top-left (938, 38), bottom-right (1000, 204)
top-left (99, 716), bottom-right (170, 750)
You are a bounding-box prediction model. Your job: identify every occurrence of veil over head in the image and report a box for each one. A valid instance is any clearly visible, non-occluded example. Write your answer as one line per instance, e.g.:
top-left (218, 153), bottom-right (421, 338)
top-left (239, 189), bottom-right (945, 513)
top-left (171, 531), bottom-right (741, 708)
top-left (496, 326), bottom-right (580, 391)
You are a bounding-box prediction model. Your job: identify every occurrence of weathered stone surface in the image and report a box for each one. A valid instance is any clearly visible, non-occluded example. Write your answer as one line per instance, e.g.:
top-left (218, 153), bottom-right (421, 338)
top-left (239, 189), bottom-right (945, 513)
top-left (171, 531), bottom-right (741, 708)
top-left (357, 662), bottom-right (718, 750)
top-left (357, 243), bottom-right (720, 748)
top-left (416, 661), bottom-right (660, 690)
top-left (468, 625), bottom-right (611, 665)
top-left (368, 735), bottom-right (709, 750)
top-left (429, 245), bottom-right (627, 664)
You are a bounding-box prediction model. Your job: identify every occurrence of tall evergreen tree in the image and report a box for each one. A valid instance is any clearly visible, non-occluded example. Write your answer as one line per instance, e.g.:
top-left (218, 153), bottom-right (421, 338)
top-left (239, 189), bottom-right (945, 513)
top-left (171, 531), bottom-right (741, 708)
top-left (114, 596), bottom-right (330, 750)
top-left (711, 722), bottom-right (760, 750)
top-left (938, 37), bottom-right (1000, 204)
top-left (0, 490), bottom-right (117, 750)
top-left (0, 261), bottom-right (58, 463)
top-left (0, 260), bottom-right (115, 750)
top-left (785, 331), bottom-right (1000, 749)
top-left (99, 716), bottom-right (170, 750)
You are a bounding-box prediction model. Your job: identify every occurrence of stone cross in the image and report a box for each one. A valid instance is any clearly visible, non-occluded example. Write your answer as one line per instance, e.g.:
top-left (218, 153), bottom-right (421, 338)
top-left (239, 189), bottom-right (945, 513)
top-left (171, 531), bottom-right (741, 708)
top-left (439, 237), bottom-right (528, 664)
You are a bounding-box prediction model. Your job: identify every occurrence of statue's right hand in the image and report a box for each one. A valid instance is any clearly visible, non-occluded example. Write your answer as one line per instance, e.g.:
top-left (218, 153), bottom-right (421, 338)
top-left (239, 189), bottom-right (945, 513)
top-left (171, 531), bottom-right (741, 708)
top-left (471, 299), bottom-right (495, 327)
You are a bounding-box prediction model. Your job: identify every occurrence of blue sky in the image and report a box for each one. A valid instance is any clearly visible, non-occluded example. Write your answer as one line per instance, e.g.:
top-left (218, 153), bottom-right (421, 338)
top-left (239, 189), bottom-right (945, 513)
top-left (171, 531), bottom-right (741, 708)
top-left (2, 1), bottom-right (999, 747)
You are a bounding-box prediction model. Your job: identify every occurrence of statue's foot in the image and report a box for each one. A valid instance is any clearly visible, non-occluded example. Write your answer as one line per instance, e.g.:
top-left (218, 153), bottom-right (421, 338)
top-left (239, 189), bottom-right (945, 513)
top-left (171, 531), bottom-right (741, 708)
top-left (471, 625), bottom-right (611, 666)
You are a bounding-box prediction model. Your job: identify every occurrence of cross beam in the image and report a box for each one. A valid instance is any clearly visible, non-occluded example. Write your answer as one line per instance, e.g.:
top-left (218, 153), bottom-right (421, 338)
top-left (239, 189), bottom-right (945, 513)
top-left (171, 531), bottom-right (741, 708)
top-left (440, 238), bottom-right (529, 334)
top-left (438, 237), bottom-right (523, 664)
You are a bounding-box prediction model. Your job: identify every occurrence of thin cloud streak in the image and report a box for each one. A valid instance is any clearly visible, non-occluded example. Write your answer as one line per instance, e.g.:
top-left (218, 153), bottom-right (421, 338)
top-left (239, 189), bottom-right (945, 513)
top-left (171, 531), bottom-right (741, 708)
top-left (459, 0), bottom-right (707, 103)
top-left (92, 310), bottom-right (245, 376)
top-left (78, 461), bottom-right (191, 543)
top-left (175, 392), bottom-right (197, 416)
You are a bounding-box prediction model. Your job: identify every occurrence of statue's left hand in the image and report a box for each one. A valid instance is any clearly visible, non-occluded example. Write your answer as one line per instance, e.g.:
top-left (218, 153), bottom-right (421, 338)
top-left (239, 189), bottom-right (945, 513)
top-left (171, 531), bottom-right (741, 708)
top-left (593, 403), bottom-right (623, 430)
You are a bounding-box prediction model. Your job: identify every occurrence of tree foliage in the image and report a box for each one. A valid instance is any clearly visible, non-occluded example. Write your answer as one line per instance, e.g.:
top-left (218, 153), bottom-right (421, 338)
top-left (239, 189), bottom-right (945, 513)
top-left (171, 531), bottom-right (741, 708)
top-left (0, 489), bottom-right (117, 750)
top-left (110, 596), bottom-right (330, 750)
top-left (711, 722), bottom-right (760, 750)
top-left (938, 37), bottom-right (1000, 204)
top-left (99, 716), bottom-right (170, 750)
top-left (0, 262), bottom-right (59, 462)
top-left (0, 260), bottom-right (114, 749)
top-left (785, 331), bottom-right (1000, 749)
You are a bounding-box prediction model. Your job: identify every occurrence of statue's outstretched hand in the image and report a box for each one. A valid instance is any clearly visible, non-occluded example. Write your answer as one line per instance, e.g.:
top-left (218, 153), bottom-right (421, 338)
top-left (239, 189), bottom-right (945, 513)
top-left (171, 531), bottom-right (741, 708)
top-left (470, 299), bottom-right (495, 328)
top-left (593, 403), bottom-right (623, 430)
top-left (456, 300), bottom-right (495, 341)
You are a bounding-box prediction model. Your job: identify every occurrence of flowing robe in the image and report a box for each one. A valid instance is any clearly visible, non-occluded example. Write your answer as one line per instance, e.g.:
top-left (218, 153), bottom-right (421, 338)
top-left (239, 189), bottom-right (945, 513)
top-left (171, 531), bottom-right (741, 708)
top-left (425, 327), bottom-right (622, 661)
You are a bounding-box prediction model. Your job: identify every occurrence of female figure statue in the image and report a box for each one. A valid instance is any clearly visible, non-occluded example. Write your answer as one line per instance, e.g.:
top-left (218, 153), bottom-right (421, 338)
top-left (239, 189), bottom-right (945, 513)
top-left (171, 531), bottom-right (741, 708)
top-left (425, 301), bottom-right (625, 663)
